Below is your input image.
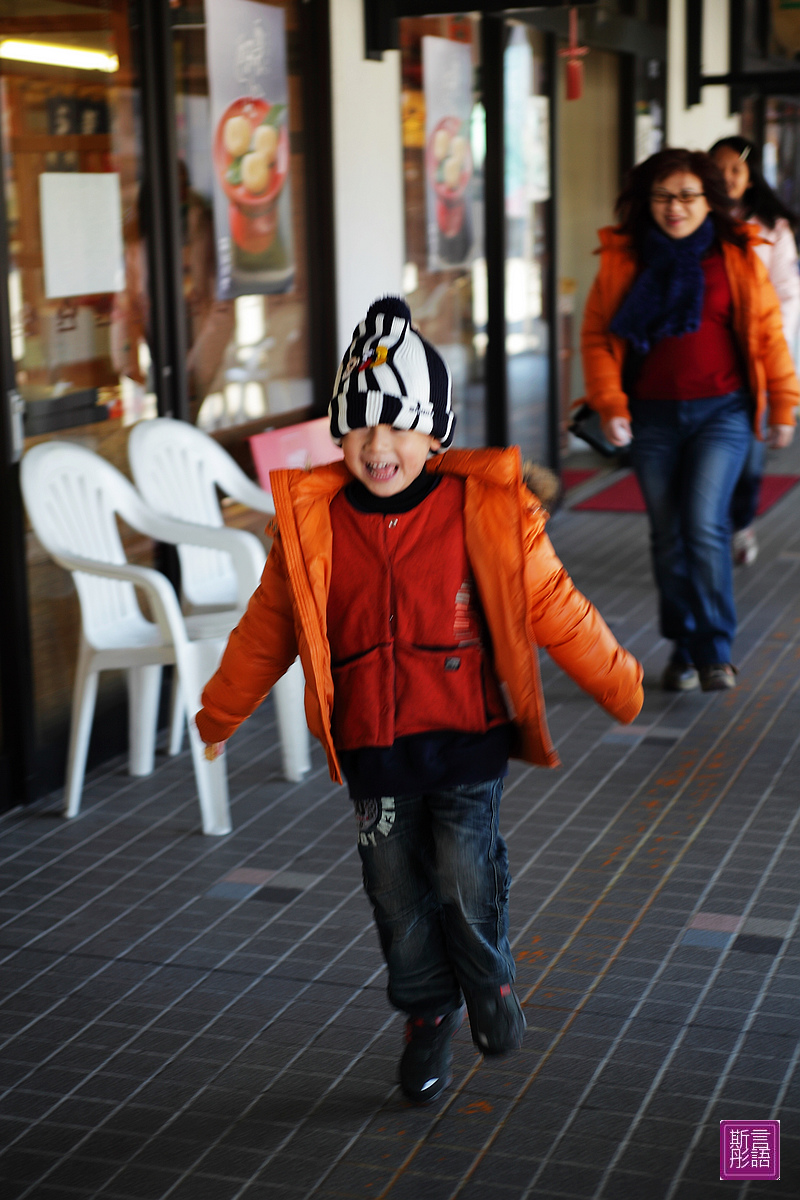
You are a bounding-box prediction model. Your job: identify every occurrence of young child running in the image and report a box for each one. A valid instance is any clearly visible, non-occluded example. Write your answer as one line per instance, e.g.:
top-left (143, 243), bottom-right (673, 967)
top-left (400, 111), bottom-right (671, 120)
top-left (196, 296), bottom-right (644, 1104)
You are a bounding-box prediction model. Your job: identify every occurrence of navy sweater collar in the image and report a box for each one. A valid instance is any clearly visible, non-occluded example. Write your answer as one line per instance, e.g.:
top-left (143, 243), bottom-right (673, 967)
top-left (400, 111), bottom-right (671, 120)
top-left (345, 469), bottom-right (441, 514)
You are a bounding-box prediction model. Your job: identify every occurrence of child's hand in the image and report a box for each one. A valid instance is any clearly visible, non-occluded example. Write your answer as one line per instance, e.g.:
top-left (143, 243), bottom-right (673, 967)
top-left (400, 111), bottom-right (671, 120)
top-left (204, 741), bottom-right (226, 761)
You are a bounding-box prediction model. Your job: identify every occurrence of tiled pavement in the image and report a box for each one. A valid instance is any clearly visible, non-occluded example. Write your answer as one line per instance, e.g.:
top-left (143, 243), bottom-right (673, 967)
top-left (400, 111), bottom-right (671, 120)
top-left (3, 448), bottom-right (800, 1199)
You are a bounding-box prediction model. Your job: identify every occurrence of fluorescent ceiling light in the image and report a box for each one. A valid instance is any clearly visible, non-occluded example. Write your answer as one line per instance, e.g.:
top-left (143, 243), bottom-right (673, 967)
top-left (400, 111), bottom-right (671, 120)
top-left (0, 40), bottom-right (119, 72)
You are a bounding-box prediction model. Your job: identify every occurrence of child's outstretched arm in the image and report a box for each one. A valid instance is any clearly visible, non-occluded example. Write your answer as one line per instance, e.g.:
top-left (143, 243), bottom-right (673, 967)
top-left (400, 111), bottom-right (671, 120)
top-left (523, 512), bottom-right (643, 725)
top-left (196, 534), bottom-right (299, 746)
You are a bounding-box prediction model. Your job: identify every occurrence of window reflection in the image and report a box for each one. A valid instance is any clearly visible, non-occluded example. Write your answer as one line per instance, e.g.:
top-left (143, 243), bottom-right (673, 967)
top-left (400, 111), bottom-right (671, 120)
top-left (172, 0), bottom-right (313, 434)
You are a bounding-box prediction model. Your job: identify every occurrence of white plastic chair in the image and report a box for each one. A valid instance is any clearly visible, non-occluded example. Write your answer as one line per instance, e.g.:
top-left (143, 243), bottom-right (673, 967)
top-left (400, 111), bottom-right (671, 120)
top-left (127, 417), bottom-right (310, 782)
top-left (20, 440), bottom-right (268, 836)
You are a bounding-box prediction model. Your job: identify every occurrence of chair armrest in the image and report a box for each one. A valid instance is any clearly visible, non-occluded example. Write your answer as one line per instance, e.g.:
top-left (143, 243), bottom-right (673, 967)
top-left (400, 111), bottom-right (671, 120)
top-left (51, 553), bottom-right (187, 647)
top-left (207, 446), bottom-right (275, 512)
top-left (129, 511), bottom-right (265, 606)
top-left (222, 474), bottom-right (275, 514)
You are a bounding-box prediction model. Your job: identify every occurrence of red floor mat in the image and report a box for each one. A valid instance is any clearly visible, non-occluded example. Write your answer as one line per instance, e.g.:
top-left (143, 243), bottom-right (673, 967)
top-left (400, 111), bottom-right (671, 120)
top-left (573, 471), bottom-right (800, 515)
top-left (561, 468), bottom-right (599, 491)
top-left (755, 475), bottom-right (800, 515)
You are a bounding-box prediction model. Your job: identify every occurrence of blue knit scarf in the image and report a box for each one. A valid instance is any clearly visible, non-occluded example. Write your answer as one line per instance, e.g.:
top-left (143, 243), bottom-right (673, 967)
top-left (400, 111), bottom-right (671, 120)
top-left (609, 216), bottom-right (716, 355)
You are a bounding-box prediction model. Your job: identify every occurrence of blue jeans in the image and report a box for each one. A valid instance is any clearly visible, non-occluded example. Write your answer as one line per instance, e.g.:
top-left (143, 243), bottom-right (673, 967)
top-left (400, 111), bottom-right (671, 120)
top-left (630, 390), bottom-right (752, 666)
top-left (354, 776), bottom-right (514, 1019)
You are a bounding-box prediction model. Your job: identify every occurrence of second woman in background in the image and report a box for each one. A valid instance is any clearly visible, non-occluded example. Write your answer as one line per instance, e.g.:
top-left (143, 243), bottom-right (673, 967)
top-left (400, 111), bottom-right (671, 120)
top-left (582, 148), bottom-right (797, 693)
top-left (710, 136), bottom-right (800, 566)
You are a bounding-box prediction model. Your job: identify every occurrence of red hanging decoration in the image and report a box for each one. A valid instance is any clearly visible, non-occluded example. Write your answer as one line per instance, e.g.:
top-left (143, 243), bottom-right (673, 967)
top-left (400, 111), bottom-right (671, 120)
top-left (558, 7), bottom-right (589, 101)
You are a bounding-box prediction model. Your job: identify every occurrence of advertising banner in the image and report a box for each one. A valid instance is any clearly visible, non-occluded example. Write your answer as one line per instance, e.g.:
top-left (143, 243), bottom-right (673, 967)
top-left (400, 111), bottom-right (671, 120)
top-left (422, 36), bottom-right (475, 271)
top-left (205, 0), bottom-right (294, 298)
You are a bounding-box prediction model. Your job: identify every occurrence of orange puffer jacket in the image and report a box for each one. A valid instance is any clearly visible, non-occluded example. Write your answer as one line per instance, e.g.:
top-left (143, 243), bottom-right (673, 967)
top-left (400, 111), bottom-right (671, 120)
top-left (581, 226), bottom-right (800, 431)
top-left (196, 447), bottom-right (644, 783)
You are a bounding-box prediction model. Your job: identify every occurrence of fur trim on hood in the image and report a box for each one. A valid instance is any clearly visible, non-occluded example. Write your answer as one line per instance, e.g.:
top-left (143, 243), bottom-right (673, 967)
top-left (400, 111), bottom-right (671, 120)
top-left (521, 461), bottom-right (560, 512)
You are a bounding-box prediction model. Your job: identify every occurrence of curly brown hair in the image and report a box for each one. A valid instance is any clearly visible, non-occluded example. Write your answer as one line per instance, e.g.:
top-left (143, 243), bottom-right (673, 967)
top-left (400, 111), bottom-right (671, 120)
top-left (615, 148), bottom-right (748, 260)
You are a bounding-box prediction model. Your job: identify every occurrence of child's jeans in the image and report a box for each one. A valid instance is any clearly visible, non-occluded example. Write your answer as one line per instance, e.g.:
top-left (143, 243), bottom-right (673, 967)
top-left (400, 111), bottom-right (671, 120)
top-left (354, 775), bottom-right (515, 1020)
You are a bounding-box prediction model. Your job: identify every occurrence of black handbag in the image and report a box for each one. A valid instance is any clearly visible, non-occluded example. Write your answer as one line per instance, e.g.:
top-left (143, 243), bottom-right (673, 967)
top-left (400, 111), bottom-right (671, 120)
top-left (568, 402), bottom-right (628, 460)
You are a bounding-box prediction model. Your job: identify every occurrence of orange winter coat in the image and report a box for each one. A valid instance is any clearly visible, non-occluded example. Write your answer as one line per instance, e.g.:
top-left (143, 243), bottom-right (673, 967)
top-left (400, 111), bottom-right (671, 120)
top-left (196, 447), bottom-right (644, 783)
top-left (581, 226), bottom-right (800, 432)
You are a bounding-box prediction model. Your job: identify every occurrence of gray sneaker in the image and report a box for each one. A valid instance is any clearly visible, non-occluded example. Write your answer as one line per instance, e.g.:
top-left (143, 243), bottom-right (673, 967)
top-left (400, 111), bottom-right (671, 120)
top-left (661, 661), bottom-right (700, 691)
top-left (699, 663), bottom-right (737, 691)
top-left (732, 528), bottom-right (758, 566)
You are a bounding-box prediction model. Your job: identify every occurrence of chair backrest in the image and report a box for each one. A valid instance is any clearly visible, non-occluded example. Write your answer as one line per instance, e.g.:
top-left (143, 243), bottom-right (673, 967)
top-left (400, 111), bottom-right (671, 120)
top-left (129, 417), bottom-right (269, 609)
top-left (21, 441), bottom-right (150, 638)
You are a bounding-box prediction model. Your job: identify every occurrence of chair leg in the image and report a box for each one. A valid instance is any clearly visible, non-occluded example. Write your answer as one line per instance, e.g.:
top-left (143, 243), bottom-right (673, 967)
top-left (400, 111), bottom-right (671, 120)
top-left (127, 664), bottom-right (162, 776)
top-left (186, 716), bottom-right (232, 836)
top-left (167, 667), bottom-right (184, 756)
top-left (64, 648), bottom-right (99, 818)
top-left (176, 638), bottom-right (231, 835)
top-left (272, 658), bottom-right (311, 783)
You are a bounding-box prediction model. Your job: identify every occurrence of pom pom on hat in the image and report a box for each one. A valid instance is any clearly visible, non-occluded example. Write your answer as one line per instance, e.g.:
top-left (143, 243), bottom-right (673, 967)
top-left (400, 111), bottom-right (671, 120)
top-left (364, 295), bottom-right (412, 323)
top-left (329, 295), bottom-right (455, 451)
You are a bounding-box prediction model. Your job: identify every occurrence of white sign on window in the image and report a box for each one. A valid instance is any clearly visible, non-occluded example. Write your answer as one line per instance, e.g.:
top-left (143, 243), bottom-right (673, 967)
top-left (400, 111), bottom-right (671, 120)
top-left (39, 173), bottom-right (126, 299)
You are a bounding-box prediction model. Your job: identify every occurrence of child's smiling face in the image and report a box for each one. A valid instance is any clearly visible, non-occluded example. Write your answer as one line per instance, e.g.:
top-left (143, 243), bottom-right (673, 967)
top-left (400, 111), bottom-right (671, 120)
top-left (341, 425), bottom-right (440, 496)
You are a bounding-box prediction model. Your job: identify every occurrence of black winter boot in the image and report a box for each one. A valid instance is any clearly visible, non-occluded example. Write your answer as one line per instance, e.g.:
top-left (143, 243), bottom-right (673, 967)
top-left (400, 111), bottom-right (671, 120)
top-left (465, 983), bottom-right (526, 1055)
top-left (399, 1006), bottom-right (465, 1103)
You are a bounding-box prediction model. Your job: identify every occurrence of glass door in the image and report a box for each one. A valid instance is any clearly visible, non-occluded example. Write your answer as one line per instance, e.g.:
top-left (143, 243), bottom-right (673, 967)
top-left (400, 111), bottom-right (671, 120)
top-left (0, 0), bottom-right (156, 793)
top-left (0, 647), bottom-right (8, 806)
top-left (556, 38), bottom-right (620, 457)
top-left (504, 20), bottom-right (551, 462)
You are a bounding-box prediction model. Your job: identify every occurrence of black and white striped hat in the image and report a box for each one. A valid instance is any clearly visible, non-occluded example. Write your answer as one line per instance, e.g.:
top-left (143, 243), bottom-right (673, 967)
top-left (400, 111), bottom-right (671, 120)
top-left (329, 296), bottom-right (455, 451)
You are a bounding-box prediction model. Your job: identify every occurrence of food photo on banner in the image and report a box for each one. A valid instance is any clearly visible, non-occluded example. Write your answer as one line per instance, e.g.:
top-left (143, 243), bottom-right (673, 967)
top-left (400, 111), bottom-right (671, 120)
top-left (422, 35), bottom-right (476, 271)
top-left (204, 0), bottom-right (294, 298)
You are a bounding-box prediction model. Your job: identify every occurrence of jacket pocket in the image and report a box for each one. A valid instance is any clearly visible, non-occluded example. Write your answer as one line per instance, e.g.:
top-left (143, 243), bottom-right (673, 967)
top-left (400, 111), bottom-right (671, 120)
top-left (394, 641), bottom-right (488, 737)
top-left (331, 643), bottom-right (394, 750)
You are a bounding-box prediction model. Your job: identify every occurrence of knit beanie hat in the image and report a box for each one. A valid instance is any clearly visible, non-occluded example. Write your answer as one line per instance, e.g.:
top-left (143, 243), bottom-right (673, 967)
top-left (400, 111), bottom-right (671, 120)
top-left (329, 296), bottom-right (455, 451)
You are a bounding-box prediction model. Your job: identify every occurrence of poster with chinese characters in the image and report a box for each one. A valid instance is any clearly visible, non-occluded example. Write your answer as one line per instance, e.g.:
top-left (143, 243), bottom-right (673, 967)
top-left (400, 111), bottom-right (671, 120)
top-left (205, 0), bottom-right (294, 298)
top-left (422, 36), bottom-right (476, 271)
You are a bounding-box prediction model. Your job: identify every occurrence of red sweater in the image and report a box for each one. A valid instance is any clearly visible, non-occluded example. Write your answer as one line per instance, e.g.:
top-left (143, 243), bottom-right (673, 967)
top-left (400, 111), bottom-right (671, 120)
top-left (634, 250), bottom-right (744, 401)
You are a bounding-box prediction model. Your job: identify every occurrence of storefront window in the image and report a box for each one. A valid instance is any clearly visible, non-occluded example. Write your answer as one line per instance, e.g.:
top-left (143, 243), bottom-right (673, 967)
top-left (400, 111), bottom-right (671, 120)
top-left (738, 7), bottom-right (800, 230)
top-left (1, 0), bottom-right (155, 744)
top-left (172, 0), bottom-right (313, 435)
top-left (759, 97), bottom-right (800, 216)
top-left (746, 0), bottom-right (800, 65)
top-left (399, 14), bottom-right (486, 447)
top-left (3, 9), bottom-right (154, 439)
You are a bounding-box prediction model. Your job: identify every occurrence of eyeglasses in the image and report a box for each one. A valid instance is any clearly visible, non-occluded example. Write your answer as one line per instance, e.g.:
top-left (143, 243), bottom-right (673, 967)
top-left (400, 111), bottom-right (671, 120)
top-left (650, 189), bottom-right (706, 207)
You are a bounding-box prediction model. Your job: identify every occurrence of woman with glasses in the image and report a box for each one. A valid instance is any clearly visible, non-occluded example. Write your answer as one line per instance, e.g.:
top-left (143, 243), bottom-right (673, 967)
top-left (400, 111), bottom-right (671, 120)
top-left (582, 148), bottom-right (798, 693)
top-left (710, 135), bottom-right (800, 567)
